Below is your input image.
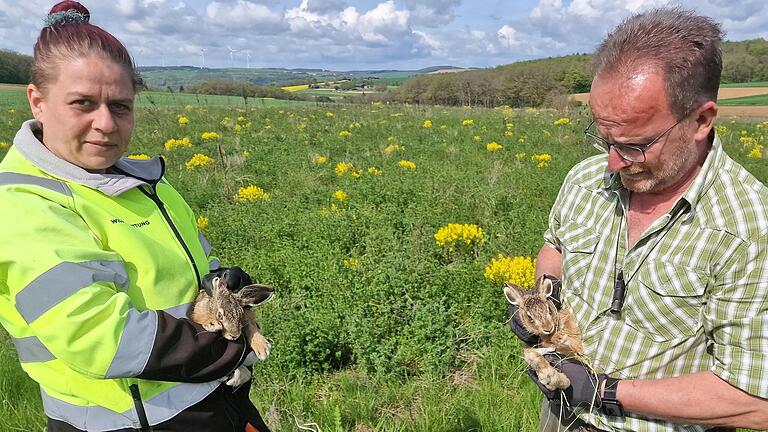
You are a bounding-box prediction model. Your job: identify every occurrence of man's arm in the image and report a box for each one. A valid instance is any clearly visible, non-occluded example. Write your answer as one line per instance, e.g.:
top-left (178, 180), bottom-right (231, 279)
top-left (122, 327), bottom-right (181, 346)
top-left (535, 245), bottom-right (562, 279)
top-left (615, 371), bottom-right (768, 429)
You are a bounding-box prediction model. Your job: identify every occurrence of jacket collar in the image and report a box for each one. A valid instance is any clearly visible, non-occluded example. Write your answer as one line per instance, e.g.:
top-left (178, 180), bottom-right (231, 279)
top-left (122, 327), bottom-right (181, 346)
top-left (13, 119), bottom-right (164, 196)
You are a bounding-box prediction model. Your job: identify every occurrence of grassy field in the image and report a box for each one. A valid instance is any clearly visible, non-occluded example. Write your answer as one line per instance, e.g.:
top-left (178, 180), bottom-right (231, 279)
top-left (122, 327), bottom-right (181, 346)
top-left (0, 92), bottom-right (767, 431)
top-left (721, 81), bottom-right (768, 88)
top-left (718, 93), bottom-right (768, 106)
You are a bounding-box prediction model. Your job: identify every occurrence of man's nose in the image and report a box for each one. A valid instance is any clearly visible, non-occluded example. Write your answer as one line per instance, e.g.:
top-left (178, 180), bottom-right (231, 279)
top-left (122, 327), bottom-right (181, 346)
top-left (607, 147), bottom-right (633, 172)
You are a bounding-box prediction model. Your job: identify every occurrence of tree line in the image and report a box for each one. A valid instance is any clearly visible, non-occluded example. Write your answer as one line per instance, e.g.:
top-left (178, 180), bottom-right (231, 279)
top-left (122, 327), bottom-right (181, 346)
top-left (0, 50), bottom-right (32, 85)
top-left (183, 80), bottom-right (310, 102)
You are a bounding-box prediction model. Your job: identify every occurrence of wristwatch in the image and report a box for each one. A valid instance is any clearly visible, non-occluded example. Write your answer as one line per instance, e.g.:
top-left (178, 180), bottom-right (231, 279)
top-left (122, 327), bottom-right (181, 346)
top-left (601, 377), bottom-right (625, 418)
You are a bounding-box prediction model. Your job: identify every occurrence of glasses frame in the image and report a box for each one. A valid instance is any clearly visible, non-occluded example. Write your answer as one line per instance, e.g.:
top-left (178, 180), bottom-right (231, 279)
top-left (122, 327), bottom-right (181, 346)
top-left (584, 115), bottom-right (689, 163)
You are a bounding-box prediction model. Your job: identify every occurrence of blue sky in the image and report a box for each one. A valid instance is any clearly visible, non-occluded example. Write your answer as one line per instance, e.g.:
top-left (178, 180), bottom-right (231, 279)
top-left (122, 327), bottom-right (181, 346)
top-left (0, 0), bottom-right (766, 70)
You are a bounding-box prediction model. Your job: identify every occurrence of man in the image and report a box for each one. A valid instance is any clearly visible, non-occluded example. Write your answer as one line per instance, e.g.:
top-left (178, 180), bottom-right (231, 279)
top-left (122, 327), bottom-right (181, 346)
top-left (523, 7), bottom-right (768, 432)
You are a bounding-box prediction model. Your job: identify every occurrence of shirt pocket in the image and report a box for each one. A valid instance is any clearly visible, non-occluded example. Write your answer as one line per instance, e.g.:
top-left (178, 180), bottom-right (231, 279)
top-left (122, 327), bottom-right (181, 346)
top-left (557, 220), bottom-right (600, 293)
top-left (628, 260), bottom-right (708, 341)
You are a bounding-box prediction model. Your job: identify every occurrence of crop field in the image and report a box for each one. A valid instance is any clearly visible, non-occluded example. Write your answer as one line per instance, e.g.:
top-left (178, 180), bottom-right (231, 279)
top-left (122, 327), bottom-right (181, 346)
top-left (0, 93), bottom-right (767, 431)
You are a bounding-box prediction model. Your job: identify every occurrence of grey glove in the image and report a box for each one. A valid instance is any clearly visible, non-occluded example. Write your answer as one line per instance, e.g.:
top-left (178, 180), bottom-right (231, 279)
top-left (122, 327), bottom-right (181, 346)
top-left (529, 353), bottom-right (607, 410)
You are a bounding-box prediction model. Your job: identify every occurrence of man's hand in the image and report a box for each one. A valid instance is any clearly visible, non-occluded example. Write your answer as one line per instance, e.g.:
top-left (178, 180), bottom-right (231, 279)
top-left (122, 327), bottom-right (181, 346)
top-left (202, 266), bottom-right (253, 295)
top-left (529, 353), bottom-right (607, 410)
top-left (507, 275), bottom-right (563, 346)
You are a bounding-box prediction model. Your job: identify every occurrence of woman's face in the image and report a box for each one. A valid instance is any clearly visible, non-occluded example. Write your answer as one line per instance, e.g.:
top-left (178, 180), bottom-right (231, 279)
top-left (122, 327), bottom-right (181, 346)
top-left (27, 56), bottom-right (135, 173)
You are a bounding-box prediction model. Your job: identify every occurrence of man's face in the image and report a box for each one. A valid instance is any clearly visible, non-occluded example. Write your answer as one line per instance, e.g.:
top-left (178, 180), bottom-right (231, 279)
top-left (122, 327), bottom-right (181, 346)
top-left (28, 56), bottom-right (135, 173)
top-left (588, 70), bottom-right (698, 194)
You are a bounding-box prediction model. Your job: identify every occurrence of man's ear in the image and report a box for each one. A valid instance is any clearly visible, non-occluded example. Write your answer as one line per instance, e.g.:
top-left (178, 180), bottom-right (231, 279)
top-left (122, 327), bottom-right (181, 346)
top-left (27, 84), bottom-right (44, 121)
top-left (693, 100), bottom-right (717, 142)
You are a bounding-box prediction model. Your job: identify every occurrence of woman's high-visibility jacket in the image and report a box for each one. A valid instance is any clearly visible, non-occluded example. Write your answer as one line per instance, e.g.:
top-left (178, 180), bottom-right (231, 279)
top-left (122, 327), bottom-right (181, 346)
top-left (0, 120), bottom-right (249, 431)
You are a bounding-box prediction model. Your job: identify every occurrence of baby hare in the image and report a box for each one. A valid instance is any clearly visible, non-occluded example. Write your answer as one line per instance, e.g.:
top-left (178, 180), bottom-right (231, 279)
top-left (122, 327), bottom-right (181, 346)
top-left (190, 276), bottom-right (274, 361)
top-left (504, 275), bottom-right (584, 391)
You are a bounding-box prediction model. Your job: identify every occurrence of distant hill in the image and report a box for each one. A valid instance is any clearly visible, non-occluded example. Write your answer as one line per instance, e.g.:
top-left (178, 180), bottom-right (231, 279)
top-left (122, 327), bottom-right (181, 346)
top-left (135, 66), bottom-right (466, 90)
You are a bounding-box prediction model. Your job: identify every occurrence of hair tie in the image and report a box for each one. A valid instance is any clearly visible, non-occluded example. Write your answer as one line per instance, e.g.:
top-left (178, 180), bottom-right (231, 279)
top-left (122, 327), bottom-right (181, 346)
top-left (45, 9), bottom-right (89, 27)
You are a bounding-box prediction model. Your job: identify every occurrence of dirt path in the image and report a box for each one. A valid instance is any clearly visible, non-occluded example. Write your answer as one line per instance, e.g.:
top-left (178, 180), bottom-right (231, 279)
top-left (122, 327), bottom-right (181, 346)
top-left (0, 84), bottom-right (25, 90)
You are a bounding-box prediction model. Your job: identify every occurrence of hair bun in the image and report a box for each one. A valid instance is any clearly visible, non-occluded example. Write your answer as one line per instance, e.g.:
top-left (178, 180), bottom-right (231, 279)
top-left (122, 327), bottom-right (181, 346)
top-left (45, 1), bottom-right (90, 27)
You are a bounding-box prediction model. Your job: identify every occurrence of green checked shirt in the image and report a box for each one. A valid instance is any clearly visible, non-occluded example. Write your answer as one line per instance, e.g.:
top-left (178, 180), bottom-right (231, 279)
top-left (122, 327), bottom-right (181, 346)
top-left (543, 134), bottom-right (768, 432)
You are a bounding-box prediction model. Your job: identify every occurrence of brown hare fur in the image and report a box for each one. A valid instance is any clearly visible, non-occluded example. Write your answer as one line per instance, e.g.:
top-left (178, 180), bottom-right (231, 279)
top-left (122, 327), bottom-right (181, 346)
top-left (503, 275), bottom-right (584, 391)
top-left (190, 276), bottom-right (274, 361)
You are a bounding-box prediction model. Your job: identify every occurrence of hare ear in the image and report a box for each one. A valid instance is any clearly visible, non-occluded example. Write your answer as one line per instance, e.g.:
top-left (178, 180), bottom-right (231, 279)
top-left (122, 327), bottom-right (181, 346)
top-left (236, 284), bottom-right (274, 308)
top-left (503, 284), bottom-right (526, 305)
top-left (535, 276), bottom-right (553, 299)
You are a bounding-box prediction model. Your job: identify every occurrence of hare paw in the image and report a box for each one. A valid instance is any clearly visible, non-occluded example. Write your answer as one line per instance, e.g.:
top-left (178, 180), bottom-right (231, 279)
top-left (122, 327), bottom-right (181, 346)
top-left (224, 366), bottom-right (251, 387)
top-left (250, 333), bottom-right (272, 361)
top-left (538, 367), bottom-right (571, 391)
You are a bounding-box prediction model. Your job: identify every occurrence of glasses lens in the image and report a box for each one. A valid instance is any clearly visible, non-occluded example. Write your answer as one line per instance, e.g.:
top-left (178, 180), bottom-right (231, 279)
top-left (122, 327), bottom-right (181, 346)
top-left (614, 145), bottom-right (644, 162)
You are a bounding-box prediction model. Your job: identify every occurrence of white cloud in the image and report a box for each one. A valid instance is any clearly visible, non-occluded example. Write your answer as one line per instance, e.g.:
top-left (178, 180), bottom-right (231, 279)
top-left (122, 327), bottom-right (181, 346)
top-left (206, 0), bottom-right (285, 31)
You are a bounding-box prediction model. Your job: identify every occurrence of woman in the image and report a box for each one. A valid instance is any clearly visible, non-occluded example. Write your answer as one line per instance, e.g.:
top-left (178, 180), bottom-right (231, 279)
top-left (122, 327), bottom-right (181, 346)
top-left (0, 2), bottom-right (268, 431)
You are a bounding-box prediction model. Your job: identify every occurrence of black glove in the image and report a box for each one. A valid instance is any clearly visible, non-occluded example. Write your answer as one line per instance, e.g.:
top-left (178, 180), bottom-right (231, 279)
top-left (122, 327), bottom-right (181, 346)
top-left (201, 266), bottom-right (253, 295)
top-left (507, 275), bottom-right (563, 346)
top-left (528, 353), bottom-right (607, 410)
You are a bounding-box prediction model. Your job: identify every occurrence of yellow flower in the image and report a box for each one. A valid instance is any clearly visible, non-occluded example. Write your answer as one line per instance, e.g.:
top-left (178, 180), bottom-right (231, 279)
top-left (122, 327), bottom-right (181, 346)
top-left (367, 166), bottom-right (382, 176)
top-left (462, 119), bottom-right (474, 126)
top-left (387, 136), bottom-right (397, 143)
top-left (423, 119), bottom-right (433, 128)
top-left (515, 152), bottom-right (527, 160)
top-left (351, 171), bottom-right (362, 178)
top-left (237, 116), bottom-right (246, 122)
top-left (472, 135), bottom-right (482, 142)
top-left (486, 142), bottom-right (503, 152)
top-left (312, 155), bottom-right (328, 165)
top-left (532, 153), bottom-right (552, 163)
top-left (434, 223), bottom-right (485, 252)
top-left (339, 130), bottom-right (352, 138)
top-left (398, 160), bottom-right (416, 170)
top-left (484, 254), bottom-right (536, 288)
top-left (440, 125), bottom-right (448, 129)
top-left (184, 104), bottom-right (194, 111)
top-left (333, 190), bottom-right (348, 202)
top-left (185, 153), bottom-right (214, 169)
top-left (127, 153), bottom-right (150, 160)
top-left (164, 137), bottom-right (192, 151)
top-left (0, 141), bottom-right (10, 149)
top-left (343, 257), bottom-right (359, 268)
top-left (234, 185), bottom-right (270, 203)
top-left (201, 132), bottom-right (220, 141)
top-left (384, 144), bottom-right (401, 155)
top-left (326, 111), bottom-right (334, 118)
top-left (747, 145), bottom-right (763, 159)
top-left (504, 131), bottom-right (514, 137)
top-left (506, 123), bottom-right (513, 130)
top-left (234, 124), bottom-right (242, 132)
top-left (335, 161), bottom-right (354, 176)
top-left (196, 215), bottom-right (209, 230)
top-left (178, 116), bottom-right (189, 125)
top-left (553, 117), bottom-right (571, 126)
top-left (537, 162), bottom-right (550, 169)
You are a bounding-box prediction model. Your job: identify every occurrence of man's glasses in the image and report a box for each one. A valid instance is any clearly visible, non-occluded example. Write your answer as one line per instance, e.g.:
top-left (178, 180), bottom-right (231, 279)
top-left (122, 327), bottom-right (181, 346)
top-left (584, 115), bottom-right (689, 163)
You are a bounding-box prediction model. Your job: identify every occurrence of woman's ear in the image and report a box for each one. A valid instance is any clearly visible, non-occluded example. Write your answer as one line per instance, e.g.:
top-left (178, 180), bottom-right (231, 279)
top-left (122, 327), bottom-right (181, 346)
top-left (27, 84), bottom-right (44, 121)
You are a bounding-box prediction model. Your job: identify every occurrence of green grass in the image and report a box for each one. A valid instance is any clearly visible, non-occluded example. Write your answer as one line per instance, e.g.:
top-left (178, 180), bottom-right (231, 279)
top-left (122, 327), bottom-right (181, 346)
top-left (718, 93), bottom-right (768, 106)
top-left (0, 98), bottom-right (766, 431)
top-left (721, 81), bottom-right (768, 88)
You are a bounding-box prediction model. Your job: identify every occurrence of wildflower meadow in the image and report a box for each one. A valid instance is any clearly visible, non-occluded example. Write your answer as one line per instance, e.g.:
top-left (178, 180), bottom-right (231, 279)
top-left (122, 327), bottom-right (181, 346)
top-left (1, 94), bottom-right (766, 431)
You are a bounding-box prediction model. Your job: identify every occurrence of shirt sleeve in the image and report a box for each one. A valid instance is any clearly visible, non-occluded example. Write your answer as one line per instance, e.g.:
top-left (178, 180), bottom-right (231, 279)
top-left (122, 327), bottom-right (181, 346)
top-left (706, 228), bottom-right (768, 398)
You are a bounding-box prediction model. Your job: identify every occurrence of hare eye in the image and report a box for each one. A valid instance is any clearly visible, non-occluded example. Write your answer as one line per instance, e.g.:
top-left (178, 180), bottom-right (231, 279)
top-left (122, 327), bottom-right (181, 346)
top-left (216, 310), bottom-right (224, 321)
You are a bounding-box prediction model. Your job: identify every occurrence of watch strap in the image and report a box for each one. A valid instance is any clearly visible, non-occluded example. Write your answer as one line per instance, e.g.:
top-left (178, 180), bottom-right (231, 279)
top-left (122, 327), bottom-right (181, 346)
top-left (601, 377), bottom-right (625, 417)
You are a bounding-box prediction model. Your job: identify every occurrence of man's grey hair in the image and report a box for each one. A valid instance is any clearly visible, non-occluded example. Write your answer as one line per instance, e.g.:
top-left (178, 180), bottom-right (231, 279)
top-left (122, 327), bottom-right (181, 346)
top-left (593, 7), bottom-right (723, 119)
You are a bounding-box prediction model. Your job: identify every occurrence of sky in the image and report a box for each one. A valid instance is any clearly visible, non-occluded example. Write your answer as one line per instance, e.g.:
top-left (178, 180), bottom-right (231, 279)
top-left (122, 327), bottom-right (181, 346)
top-left (0, 0), bottom-right (767, 71)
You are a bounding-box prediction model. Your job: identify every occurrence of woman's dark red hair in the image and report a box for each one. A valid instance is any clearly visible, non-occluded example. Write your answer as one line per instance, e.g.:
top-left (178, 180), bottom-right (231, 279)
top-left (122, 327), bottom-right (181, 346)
top-left (31, 1), bottom-right (142, 92)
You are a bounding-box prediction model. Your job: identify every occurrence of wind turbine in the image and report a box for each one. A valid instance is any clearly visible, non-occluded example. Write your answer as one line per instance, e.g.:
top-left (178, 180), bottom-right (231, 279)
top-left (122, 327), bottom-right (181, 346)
top-left (245, 50), bottom-right (252, 69)
top-left (227, 46), bottom-right (239, 69)
top-left (200, 48), bottom-right (206, 69)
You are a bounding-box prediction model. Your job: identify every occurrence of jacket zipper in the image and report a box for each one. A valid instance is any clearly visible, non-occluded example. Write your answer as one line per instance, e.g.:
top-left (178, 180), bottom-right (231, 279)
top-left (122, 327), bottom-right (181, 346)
top-left (139, 185), bottom-right (202, 289)
top-left (129, 384), bottom-right (153, 431)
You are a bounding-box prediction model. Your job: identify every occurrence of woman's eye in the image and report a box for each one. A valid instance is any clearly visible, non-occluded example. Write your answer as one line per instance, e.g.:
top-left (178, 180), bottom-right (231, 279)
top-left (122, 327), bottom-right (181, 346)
top-left (73, 100), bottom-right (92, 108)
